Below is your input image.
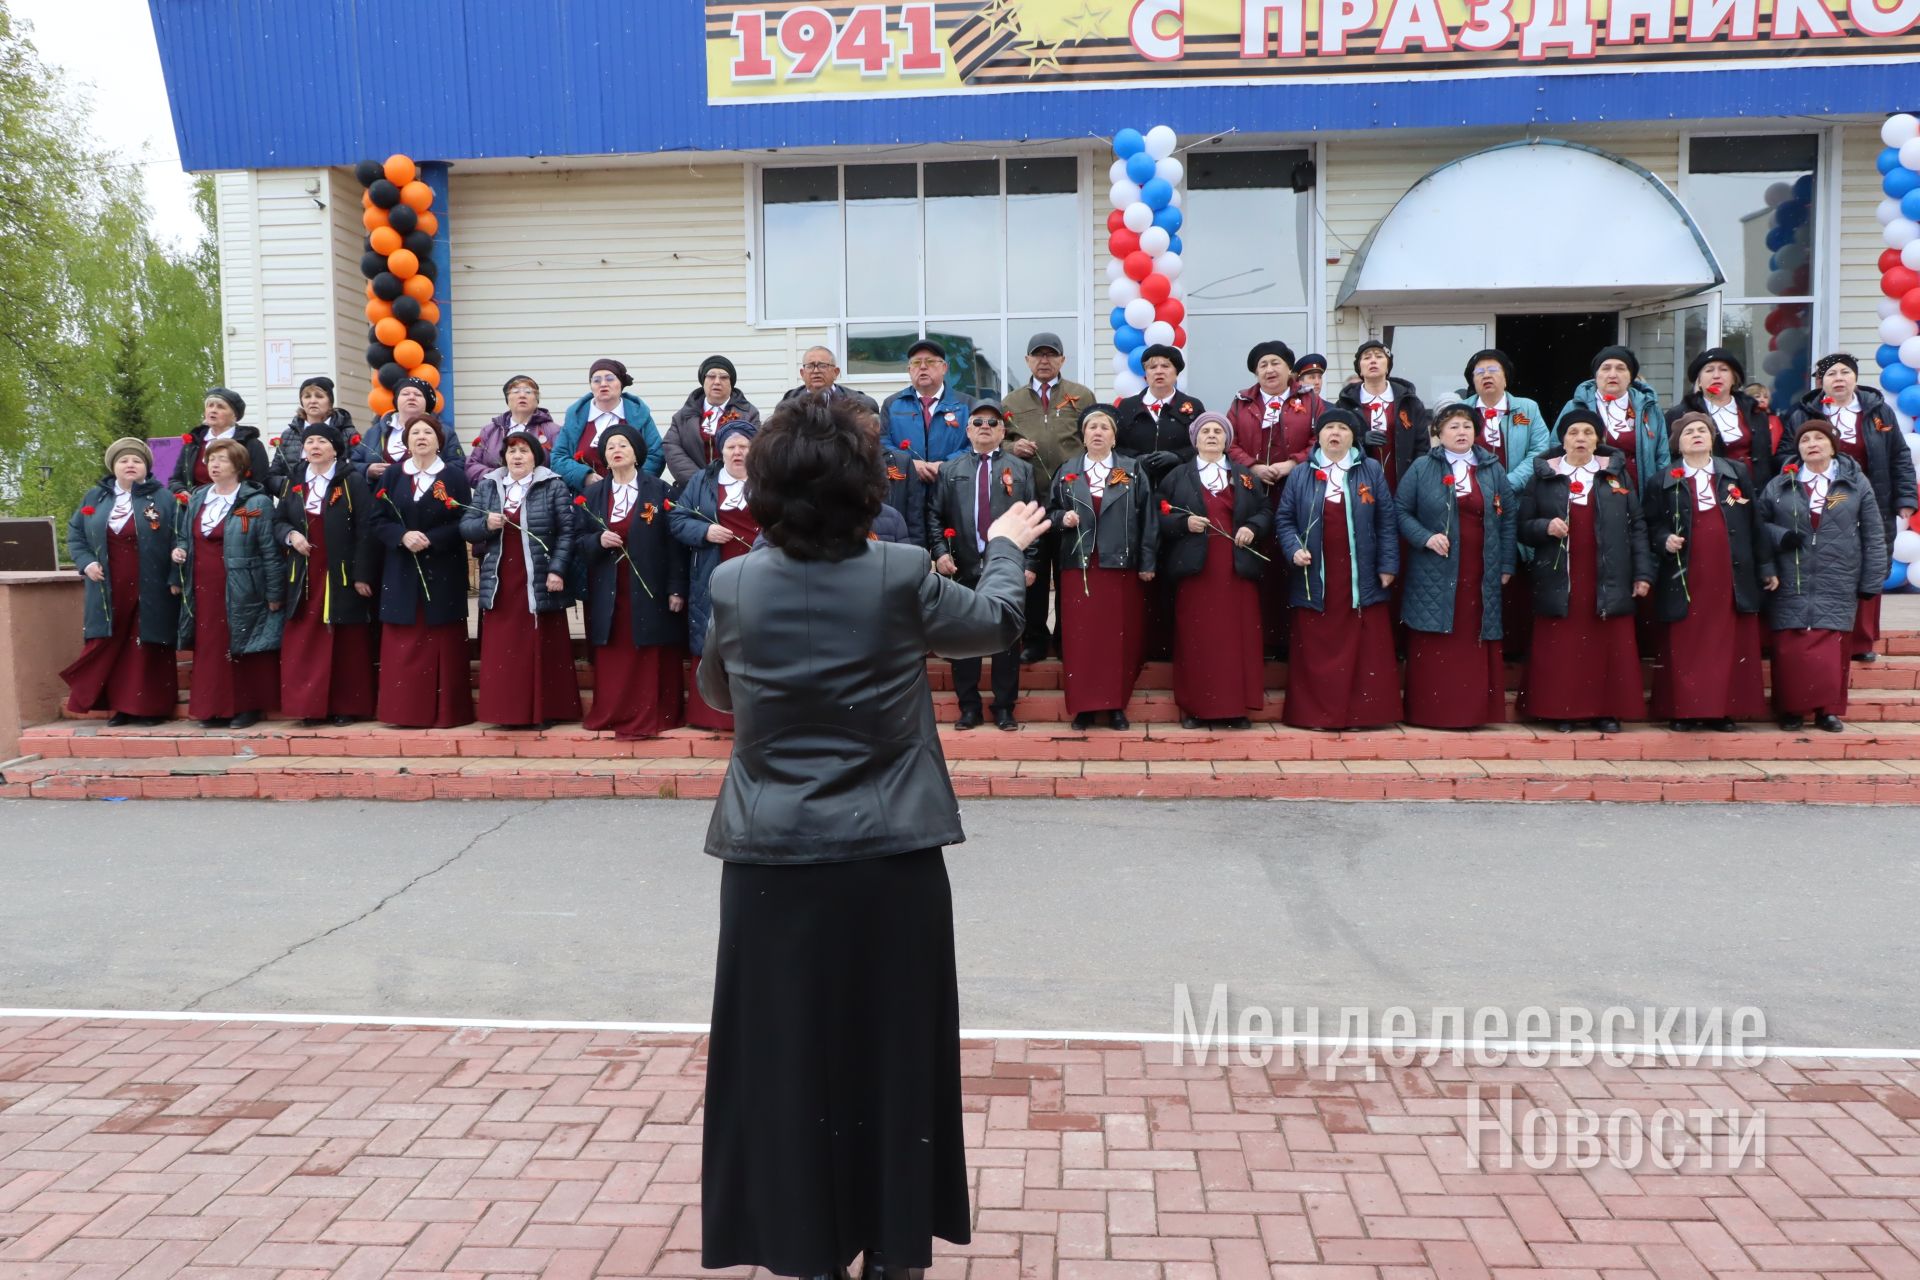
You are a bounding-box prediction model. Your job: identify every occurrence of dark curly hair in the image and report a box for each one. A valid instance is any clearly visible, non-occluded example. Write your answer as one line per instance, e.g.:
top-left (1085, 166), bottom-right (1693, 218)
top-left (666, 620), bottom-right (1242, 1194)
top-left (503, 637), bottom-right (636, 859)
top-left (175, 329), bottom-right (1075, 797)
top-left (748, 392), bottom-right (888, 561)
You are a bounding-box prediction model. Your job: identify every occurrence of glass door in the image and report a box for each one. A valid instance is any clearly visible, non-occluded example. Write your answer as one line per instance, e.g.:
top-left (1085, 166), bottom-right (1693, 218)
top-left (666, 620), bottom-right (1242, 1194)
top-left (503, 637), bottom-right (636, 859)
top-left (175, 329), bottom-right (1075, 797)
top-left (1378, 316), bottom-right (1492, 408)
top-left (1621, 299), bottom-right (1714, 404)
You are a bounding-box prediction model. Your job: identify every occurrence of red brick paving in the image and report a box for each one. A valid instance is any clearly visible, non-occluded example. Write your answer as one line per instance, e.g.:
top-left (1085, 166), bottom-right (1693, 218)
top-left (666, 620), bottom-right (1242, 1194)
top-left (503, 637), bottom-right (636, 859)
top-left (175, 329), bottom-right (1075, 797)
top-left (4, 1018), bottom-right (1919, 1277)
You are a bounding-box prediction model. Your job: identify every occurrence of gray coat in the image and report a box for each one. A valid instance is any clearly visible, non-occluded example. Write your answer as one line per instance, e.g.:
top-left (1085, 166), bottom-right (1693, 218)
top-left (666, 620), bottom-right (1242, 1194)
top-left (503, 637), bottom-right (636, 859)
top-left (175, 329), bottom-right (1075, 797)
top-left (1758, 453), bottom-right (1889, 633)
top-left (67, 477), bottom-right (180, 647)
top-left (462, 466), bottom-right (577, 614)
top-left (174, 481), bottom-right (287, 655)
top-left (698, 538), bottom-right (1027, 865)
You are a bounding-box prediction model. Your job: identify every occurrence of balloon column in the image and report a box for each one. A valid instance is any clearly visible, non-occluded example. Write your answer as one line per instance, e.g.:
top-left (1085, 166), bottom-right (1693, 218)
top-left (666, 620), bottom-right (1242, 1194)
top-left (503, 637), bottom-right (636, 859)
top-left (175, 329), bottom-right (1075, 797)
top-left (354, 155), bottom-right (444, 418)
top-left (1105, 125), bottom-right (1186, 400)
top-left (1874, 113), bottom-right (1920, 592)
top-left (1759, 177), bottom-right (1813, 405)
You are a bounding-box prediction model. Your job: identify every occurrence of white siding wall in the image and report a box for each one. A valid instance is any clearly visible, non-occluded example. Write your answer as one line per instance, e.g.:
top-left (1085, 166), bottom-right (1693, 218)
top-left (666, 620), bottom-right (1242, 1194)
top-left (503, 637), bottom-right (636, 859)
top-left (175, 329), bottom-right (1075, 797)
top-left (212, 172), bottom-right (259, 409)
top-left (449, 165), bottom-right (828, 433)
top-left (329, 168), bottom-right (370, 414)
top-left (1836, 121), bottom-right (1887, 365)
top-left (211, 168), bottom-right (340, 430)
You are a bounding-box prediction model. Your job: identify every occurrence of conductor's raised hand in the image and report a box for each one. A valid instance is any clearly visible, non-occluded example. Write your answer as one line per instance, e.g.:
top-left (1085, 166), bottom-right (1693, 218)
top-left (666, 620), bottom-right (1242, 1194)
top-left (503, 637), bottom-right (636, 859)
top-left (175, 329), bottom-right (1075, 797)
top-left (986, 500), bottom-right (1052, 552)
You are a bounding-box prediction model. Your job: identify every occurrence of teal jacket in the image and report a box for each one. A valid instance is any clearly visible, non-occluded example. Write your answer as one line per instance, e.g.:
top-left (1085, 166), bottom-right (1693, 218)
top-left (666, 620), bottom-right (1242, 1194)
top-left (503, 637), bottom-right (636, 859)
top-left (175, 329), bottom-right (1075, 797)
top-left (1557, 379), bottom-right (1669, 487)
top-left (1449, 392), bottom-right (1553, 491)
top-left (554, 392), bottom-right (666, 492)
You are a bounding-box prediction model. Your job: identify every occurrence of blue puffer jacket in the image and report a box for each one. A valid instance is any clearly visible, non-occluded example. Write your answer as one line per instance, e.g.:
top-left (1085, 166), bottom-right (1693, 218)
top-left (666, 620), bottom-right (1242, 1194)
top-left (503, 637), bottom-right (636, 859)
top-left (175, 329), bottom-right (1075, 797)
top-left (1557, 379), bottom-right (1669, 486)
top-left (1395, 445), bottom-right (1516, 641)
top-left (553, 392), bottom-right (665, 493)
top-left (667, 466), bottom-right (728, 656)
top-left (1273, 453), bottom-right (1398, 612)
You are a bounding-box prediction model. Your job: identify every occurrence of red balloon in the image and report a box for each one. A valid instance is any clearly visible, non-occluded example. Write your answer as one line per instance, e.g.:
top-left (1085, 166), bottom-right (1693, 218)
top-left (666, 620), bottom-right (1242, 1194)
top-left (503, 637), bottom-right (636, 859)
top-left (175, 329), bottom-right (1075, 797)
top-left (1764, 308), bottom-right (1792, 335)
top-left (1901, 287), bottom-right (1920, 321)
top-left (1769, 336), bottom-right (1781, 351)
top-left (1109, 228), bottom-right (1141, 259)
top-left (1172, 325), bottom-right (1187, 348)
top-left (1883, 268), bottom-right (1919, 299)
top-left (1155, 298), bottom-right (1185, 326)
top-left (1123, 252), bottom-right (1153, 282)
top-left (1107, 208), bottom-right (1126, 233)
top-left (1139, 273), bottom-right (1171, 305)
top-left (1882, 248), bottom-right (1906, 274)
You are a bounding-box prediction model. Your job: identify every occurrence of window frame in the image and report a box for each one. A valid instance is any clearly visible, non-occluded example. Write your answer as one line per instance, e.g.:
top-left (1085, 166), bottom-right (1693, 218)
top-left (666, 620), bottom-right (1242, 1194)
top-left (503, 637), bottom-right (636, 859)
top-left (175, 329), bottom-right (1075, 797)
top-left (1174, 143), bottom-right (1319, 346)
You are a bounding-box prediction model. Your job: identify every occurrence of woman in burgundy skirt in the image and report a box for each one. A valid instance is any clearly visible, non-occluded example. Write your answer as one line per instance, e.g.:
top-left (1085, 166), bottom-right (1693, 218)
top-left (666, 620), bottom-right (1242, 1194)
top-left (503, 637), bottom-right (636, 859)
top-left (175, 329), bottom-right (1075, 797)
top-left (1396, 404), bottom-right (1517, 729)
top-left (1515, 409), bottom-right (1651, 733)
top-left (580, 424), bottom-right (688, 740)
top-left (61, 438), bottom-right (181, 725)
top-left (1156, 413), bottom-right (1270, 730)
top-left (369, 415), bottom-right (475, 729)
top-left (1048, 405), bottom-right (1158, 731)
top-left (1275, 407), bottom-right (1402, 730)
top-left (274, 422), bottom-right (379, 726)
top-left (1759, 418), bottom-right (1888, 732)
top-left (173, 439), bottom-right (284, 729)
top-left (464, 429), bottom-right (582, 729)
top-left (670, 420), bottom-right (760, 733)
top-left (1647, 413), bottom-right (1776, 730)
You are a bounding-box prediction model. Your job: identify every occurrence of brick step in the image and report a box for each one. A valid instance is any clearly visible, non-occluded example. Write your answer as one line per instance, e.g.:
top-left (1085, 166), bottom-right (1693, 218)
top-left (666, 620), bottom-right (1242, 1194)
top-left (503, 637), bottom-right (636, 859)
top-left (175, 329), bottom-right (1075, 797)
top-left (6, 752), bottom-right (1918, 804)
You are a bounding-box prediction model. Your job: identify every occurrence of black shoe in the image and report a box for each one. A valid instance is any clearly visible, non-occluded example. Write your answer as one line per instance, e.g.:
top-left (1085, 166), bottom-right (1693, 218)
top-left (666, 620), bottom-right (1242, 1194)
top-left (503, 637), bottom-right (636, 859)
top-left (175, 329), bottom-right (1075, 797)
top-left (1554, 721), bottom-right (1575, 734)
top-left (197, 717), bottom-right (229, 730)
top-left (1071, 712), bottom-right (1095, 731)
top-left (1020, 643), bottom-right (1050, 663)
top-left (808, 1269), bottom-right (854, 1280)
top-left (1592, 718), bottom-right (1621, 735)
top-left (1852, 651), bottom-right (1879, 663)
top-left (1180, 715), bottom-right (1204, 730)
top-left (1226, 717), bottom-right (1252, 730)
top-left (1815, 712), bottom-right (1846, 733)
top-left (229, 711), bottom-right (262, 730)
top-left (106, 712), bottom-right (135, 728)
top-left (136, 716), bottom-right (170, 727)
top-left (860, 1253), bottom-right (921, 1280)
top-left (1110, 711), bottom-right (1131, 731)
top-left (995, 710), bottom-right (1018, 732)
top-left (955, 708), bottom-right (982, 731)
top-left (1668, 719), bottom-right (1691, 732)
top-left (330, 715), bottom-right (361, 727)
top-left (1712, 718), bottom-right (1739, 733)
top-left (1779, 716), bottom-right (1805, 731)
top-left (299, 717), bottom-right (328, 728)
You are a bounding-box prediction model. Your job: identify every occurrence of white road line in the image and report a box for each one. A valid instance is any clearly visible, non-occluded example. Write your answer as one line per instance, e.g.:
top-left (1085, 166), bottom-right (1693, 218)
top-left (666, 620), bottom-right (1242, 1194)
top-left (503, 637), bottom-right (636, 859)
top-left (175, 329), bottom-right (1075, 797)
top-left (0, 1007), bottom-right (1915, 1061)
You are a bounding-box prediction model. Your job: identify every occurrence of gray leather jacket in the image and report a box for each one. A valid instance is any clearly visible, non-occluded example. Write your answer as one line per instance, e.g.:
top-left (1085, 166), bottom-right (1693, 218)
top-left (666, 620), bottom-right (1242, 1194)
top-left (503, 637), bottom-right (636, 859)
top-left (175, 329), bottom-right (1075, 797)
top-left (698, 537), bottom-right (1027, 863)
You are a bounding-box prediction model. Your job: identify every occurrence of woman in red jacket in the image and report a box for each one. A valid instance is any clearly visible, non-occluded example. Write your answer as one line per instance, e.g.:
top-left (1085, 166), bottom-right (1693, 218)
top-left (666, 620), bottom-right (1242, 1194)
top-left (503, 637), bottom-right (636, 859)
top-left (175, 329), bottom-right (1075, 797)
top-left (1227, 341), bottom-right (1320, 656)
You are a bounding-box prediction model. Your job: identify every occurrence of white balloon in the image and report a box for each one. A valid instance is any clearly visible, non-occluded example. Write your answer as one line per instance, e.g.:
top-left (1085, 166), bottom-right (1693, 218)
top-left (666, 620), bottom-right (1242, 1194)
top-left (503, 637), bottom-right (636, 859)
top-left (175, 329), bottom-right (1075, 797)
top-left (1144, 124), bottom-right (1178, 160)
top-left (1169, 278), bottom-right (1188, 301)
top-left (1112, 351), bottom-right (1133, 376)
top-left (1883, 298), bottom-right (1904, 320)
top-left (1143, 321), bottom-right (1176, 347)
top-left (1880, 199), bottom-right (1904, 227)
top-left (1764, 182), bottom-right (1792, 207)
top-left (1778, 326), bottom-right (1809, 351)
top-left (1123, 298), bottom-right (1156, 329)
top-left (1762, 351), bottom-right (1791, 376)
top-left (1106, 256), bottom-right (1125, 282)
top-left (1154, 157), bottom-right (1184, 187)
top-left (1766, 270), bottom-right (1795, 295)
top-left (1903, 139), bottom-right (1920, 173)
top-left (1156, 251), bottom-right (1183, 281)
top-left (1115, 371), bottom-right (1147, 398)
top-left (1109, 277), bottom-right (1141, 306)
top-left (1883, 113), bottom-right (1920, 148)
top-left (1169, 187), bottom-right (1183, 208)
top-left (1894, 530), bottom-right (1920, 564)
top-left (1139, 226), bottom-right (1171, 257)
top-left (1904, 241), bottom-right (1920, 272)
top-left (1108, 158), bottom-right (1128, 185)
top-left (1901, 336), bottom-right (1920, 368)
top-left (1110, 180), bottom-right (1141, 210)
top-left (1887, 218), bottom-right (1920, 250)
top-left (1123, 201), bottom-right (1154, 233)
top-left (1882, 314), bottom-right (1920, 344)
top-left (1776, 244), bottom-right (1808, 271)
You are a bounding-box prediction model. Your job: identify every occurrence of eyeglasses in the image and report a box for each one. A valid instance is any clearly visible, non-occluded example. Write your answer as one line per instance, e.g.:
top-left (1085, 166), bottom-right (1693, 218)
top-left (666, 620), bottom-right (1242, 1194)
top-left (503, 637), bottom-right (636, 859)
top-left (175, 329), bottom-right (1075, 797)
top-left (968, 417), bottom-right (1001, 427)
top-left (908, 358), bottom-right (943, 370)
top-left (800, 362), bottom-right (835, 372)
top-left (1472, 365), bottom-right (1504, 377)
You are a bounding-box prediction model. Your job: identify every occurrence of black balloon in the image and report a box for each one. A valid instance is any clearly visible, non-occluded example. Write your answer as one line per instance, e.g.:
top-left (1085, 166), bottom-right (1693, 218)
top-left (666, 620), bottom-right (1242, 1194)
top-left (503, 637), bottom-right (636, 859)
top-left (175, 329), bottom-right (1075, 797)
top-left (390, 295), bottom-right (422, 324)
top-left (422, 346), bottom-right (444, 370)
top-left (371, 272), bottom-right (403, 301)
top-left (406, 320), bottom-right (437, 347)
top-left (386, 204), bottom-right (419, 235)
top-left (366, 343), bottom-right (393, 369)
top-left (360, 250), bottom-right (386, 279)
top-left (368, 179), bottom-right (401, 209)
top-left (416, 255), bottom-right (438, 282)
top-left (378, 362), bottom-right (406, 391)
top-left (354, 159), bottom-right (384, 187)
top-left (402, 230), bottom-right (434, 258)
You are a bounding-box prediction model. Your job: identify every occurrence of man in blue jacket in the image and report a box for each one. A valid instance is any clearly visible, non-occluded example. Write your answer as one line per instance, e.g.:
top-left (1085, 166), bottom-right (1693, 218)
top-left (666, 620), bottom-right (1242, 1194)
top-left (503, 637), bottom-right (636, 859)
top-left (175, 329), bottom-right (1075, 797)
top-left (880, 339), bottom-right (976, 484)
top-left (552, 358), bottom-right (665, 493)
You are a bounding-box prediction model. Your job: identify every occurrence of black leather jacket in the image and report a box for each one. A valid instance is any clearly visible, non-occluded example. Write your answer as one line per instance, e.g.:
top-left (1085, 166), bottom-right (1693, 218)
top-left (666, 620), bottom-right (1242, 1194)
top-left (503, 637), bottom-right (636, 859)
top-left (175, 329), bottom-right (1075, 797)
top-left (697, 537), bottom-right (1027, 864)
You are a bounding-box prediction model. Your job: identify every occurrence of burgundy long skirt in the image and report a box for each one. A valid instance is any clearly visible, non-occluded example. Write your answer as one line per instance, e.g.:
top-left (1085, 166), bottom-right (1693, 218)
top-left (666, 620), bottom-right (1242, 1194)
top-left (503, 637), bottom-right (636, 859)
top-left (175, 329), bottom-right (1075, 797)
top-left (280, 510), bottom-right (376, 720)
top-left (187, 520), bottom-right (279, 720)
top-left (1172, 487), bottom-right (1265, 720)
top-left (1650, 499), bottom-right (1767, 721)
top-left (61, 520), bottom-right (176, 718)
top-left (1284, 501), bottom-right (1401, 729)
top-left (1521, 500), bottom-right (1645, 722)
top-left (1771, 628), bottom-right (1849, 716)
top-left (378, 613), bottom-right (474, 730)
top-left (1059, 495), bottom-right (1148, 716)
top-left (687, 508), bottom-right (758, 732)
top-left (1405, 485), bottom-right (1506, 729)
top-left (477, 529), bottom-right (582, 727)
top-left (585, 510), bottom-right (685, 740)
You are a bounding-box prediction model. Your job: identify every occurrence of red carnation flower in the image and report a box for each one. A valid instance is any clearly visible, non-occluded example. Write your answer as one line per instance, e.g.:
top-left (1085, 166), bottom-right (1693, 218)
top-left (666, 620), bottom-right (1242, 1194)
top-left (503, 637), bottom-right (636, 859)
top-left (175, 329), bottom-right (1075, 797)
top-left (1061, 472), bottom-right (1080, 483)
top-left (572, 495), bottom-right (587, 506)
top-left (269, 436), bottom-right (281, 447)
top-left (180, 432), bottom-right (194, 444)
top-left (81, 505), bottom-right (96, 516)
top-left (899, 440), bottom-right (912, 449)
top-left (1569, 480), bottom-right (1585, 496)
top-left (1159, 500), bottom-right (1172, 514)
top-left (349, 434), bottom-right (362, 447)
top-left (1670, 468), bottom-right (1685, 478)
top-left (473, 437), bottom-right (483, 448)
top-left (1314, 469), bottom-right (1328, 482)
top-left (665, 499), bottom-right (675, 510)
top-left (942, 527), bottom-right (956, 540)
top-left (1782, 463), bottom-right (1800, 475)
top-left (175, 492), bottom-right (189, 504)
top-left (291, 485), bottom-right (304, 496)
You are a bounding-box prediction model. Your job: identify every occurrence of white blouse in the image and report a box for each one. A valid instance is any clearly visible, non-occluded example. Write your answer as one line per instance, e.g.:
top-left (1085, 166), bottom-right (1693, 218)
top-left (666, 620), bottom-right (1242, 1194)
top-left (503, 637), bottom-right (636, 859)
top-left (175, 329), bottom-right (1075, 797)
top-left (403, 456), bottom-right (445, 499)
top-left (199, 487), bottom-right (239, 536)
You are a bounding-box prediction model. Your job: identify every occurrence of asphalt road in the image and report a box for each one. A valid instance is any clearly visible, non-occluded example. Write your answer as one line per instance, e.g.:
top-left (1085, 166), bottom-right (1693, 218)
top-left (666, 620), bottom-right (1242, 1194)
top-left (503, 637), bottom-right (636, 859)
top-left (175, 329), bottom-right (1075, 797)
top-left (1, 798), bottom-right (1914, 1050)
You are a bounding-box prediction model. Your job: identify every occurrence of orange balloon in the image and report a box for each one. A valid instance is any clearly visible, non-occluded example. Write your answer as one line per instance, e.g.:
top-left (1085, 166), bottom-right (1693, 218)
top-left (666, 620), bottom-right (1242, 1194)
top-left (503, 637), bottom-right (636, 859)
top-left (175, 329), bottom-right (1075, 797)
top-left (361, 189), bottom-right (373, 209)
top-left (369, 226), bottom-right (402, 256)
top-left (387, 248), bottom-right (419, 279)
top-left (365, 297), bottom-right (393, 324)
top-left (414, 363), bottom-right (441, 388)
top-left (365, 281), bottom-right (377, 301)
top-left (399, 180), bottom-right (433, 212)
top-left (369, 386), bottom-right (395, 416)
top-left (434, 390), bottom-right (446, 414)
top-left (393, 340), bottom-right (424, 370)
top-left (419, 300), bottom-right (441, 324)
top-left (361, 204), bottom-right (388, 233)
top-left (402, 274), bottom-right (435, 303)
top-left (383, 154), bottom-right (417, 187)
top-left (416, 210), bottom-right (439, 237)
top-left (374, 316), bottom-right (407, 347)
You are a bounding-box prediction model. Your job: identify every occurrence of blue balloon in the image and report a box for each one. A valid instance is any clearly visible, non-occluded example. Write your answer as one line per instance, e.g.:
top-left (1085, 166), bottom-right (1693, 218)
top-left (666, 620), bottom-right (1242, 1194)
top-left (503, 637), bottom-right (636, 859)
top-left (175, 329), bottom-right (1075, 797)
top-left (1884, 362), bottom-right (1919, 394)
top-left (1775, 202), bottom-right (1808, 229)
top-left (1125, 152), bottom-right (1157, 185)
top-left (1885, 168), bottom-right (1920, 200)
top-left (1110, 306), bottom-right (1128, 332)
top-left (1768, 254), bottom-right (1781, 271)
top-left (1168, 233), bottom-right (1183, 255)
top-left (1127, 347), bottom-right (1145, 376)
top-left (1114, 323), bottom-right (1144, 353)
top-left (1152, 205), bottom-right (1184, 233)
top-left (1141, 178), bottom-right (1173, 211)
top-left (1793, 174), bottom-right (1815, 202)
top-left (1900, 384), bottom-right (1920, 417)
top-left (1903, 190), bottom-right (1920, 221)
top-left (1879, 343), bottom-right (1905, 369)
top-left (1113, 128), bottom-right (1144, 159)
top-left (1880, 147), bottom-right (1904, 175)
top-left (1765, 227), bottom-right (1790, 251)
top-left (1885, 559), bottom-right (1908, 593)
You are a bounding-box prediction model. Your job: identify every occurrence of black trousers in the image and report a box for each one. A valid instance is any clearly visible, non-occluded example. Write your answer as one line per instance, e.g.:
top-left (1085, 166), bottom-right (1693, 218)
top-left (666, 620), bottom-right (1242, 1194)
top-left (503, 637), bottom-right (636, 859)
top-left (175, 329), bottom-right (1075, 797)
top-left (1022, 534), bottom-right (1055, 653)
top-left (952, 647), bottom-right (1020, 714)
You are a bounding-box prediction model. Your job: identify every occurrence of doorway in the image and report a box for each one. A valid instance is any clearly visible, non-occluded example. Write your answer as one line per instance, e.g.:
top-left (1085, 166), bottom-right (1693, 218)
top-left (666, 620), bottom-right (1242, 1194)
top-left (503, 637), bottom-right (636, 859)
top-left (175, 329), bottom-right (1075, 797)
top-left (1495, 312), bottom-right (1618, 416)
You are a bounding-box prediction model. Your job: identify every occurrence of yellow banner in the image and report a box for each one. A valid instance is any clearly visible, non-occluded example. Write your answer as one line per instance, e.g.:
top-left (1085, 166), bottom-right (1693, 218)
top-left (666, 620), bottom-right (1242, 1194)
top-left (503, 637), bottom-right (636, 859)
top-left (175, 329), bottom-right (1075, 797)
top-left (705, 0), bottom-right (1919, 101)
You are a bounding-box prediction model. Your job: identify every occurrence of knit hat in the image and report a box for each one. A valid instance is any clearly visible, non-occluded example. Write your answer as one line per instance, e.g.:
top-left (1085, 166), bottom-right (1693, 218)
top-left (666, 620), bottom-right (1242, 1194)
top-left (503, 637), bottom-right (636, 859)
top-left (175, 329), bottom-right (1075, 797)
top-left (1246, 341), bottom-right (1297, 374)
top-left (1188, 411), bottom-right (1233, 448)
top-left (1687, 347), bottom-right (1746, 389)
top-left (598, 421), bottom-right (648, 470)
top-left (1556, 407), bottom-right (1604, 442)
top-left (1814, 353), bottom-right (1860, 381)
top-left (204, 386), bottom-right (246, 419)
top-left (1353, 340), bottom-right (1392, 374)
top-left (1591, 345), bottom-right (1640, 379)
top-left (1791, 416), bottom-right (1842, 455)
top-left (298, 376), bottom-right (335, 402)
top-left (1667, 411), bottom-right (1712, 452)
top-left (393, 376), bottom-right (435, 408)
top-left (104, 437), bottom-right (152, 473)
top-left (502, 428), bottom-right (547, 467)
top-left (1077, 402), bottom-right (1119, 434)
top-left (589, 358), bottom-right (634, 388)
top-left (713, 418), bottom-right (757, 454)
top-left (1139, 343), bottom-right (1184, 374)
top-left (203, 437), bottom-right (253, 477)
top-left (699, 355), bottom-right (738, 386)
top-left (1463, 348), bottom-right (1515, 389)
top-left (1294, 353), bottom-right (1328, 375)
top-left (502, 374), bottom-right (539, 400)
top-left (302, 422), bottom-right (346, 456)
top-left (1315, 406), bottom-right (1364, 441)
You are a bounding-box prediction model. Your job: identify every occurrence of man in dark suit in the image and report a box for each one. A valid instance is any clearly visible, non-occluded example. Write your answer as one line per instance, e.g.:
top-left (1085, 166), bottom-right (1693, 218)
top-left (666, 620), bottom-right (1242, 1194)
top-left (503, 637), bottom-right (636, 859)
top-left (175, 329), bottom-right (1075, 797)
top-left (926, 397), bottom-right (1040, 730)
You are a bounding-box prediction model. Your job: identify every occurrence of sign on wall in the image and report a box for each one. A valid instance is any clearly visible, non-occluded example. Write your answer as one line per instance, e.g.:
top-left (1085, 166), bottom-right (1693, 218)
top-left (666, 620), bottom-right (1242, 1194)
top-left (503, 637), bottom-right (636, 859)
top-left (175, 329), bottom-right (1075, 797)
top-left (706, 0), bottom-right (1920, 102)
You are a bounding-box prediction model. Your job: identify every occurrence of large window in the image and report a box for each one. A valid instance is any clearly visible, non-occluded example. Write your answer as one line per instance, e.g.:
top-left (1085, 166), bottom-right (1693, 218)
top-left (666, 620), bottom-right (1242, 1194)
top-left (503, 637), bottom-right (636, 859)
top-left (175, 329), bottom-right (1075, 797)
top-left (758, 157), bottom-right (1084, 397)
top-left (1178, 149), bottom-right (1314, 399)
top-left (1684, 135), bottom-right (1820, 397)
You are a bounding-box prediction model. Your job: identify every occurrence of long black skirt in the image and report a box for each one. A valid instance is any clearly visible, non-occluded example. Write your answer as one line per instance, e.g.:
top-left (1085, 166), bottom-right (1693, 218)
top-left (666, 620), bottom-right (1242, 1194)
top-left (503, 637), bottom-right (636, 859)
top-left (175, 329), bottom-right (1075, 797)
top-left (701, 847), bottom-right (971, 1275)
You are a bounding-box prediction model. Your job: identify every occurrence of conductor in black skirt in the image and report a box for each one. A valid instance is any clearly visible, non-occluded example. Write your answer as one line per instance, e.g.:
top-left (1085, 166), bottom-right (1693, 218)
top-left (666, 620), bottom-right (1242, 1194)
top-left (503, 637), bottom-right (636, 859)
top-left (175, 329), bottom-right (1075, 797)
top-left (697, 392), bottom-right (1051, 1280)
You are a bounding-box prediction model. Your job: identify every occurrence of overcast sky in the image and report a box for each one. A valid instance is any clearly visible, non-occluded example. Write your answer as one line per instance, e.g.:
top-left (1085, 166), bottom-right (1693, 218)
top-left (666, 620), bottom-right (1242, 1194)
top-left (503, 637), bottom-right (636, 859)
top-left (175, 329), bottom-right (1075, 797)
top-left (15, 0), bottom-right (203, 248)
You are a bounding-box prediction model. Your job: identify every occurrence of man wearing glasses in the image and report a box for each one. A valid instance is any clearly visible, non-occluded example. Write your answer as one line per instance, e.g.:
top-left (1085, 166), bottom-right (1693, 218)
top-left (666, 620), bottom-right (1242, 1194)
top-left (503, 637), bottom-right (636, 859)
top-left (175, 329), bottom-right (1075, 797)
top-left (778, 346), bottom-right (879, 416)
top-left (883, 340), bottom-right (978, 484)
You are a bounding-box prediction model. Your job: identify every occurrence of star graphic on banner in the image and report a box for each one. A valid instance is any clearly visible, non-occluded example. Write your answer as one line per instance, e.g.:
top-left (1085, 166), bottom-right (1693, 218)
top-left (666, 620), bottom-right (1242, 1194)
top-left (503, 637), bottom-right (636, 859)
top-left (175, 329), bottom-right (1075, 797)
top-left (978, 0), bottom-right (1023, 37)
top-left (1063, 0), bottom-right (1112, 43)
top-left (1021, 38), bottom-right (1064, 76)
